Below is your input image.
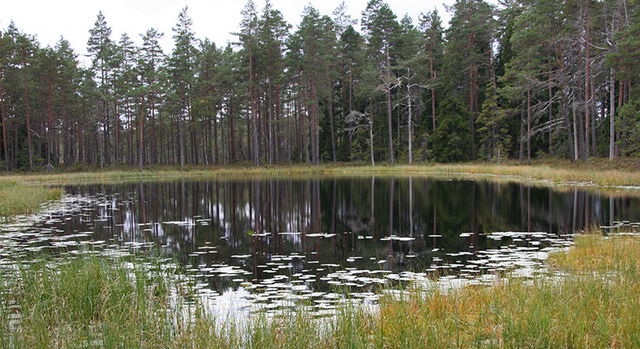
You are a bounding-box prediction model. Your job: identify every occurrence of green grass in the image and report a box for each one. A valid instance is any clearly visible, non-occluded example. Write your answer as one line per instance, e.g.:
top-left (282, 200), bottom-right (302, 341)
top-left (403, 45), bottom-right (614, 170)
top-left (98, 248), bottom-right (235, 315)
top-left (0, 256), bottom-right (185, 348)
top-left (1, 233), bottom-right (639, 348)
top-left (0, 180), bottom-right (63, 219)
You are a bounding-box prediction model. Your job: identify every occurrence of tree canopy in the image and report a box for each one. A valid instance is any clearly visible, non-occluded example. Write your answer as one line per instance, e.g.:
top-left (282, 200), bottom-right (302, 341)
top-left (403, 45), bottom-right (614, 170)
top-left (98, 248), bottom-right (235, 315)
top-left (1, 0), bottom-right (639, 170)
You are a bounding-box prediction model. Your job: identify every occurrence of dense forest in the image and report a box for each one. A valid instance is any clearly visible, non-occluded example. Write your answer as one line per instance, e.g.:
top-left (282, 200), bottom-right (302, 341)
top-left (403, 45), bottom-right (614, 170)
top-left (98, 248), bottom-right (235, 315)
top-left (0, 0), bottom-right (639, 170)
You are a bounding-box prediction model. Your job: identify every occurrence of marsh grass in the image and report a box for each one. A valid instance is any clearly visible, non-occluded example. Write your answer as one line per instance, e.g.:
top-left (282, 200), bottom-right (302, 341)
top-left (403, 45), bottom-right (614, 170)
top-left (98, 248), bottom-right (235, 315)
top-left (4, 159), bottom-right (640, 191)
top-left (549, 233), bottom-right (640, 273)
top-left (0, 180), bottom-right (63, 219)
top-left (0, 256), bottom-right (181, 348)
top-left (1, 233), bottom-right (639, 348)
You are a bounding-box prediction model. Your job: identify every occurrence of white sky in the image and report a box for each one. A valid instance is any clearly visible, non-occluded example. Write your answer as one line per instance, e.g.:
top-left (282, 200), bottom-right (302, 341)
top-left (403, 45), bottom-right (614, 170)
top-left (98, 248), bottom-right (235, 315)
top-left (1, 0), bottom-right (459, 66)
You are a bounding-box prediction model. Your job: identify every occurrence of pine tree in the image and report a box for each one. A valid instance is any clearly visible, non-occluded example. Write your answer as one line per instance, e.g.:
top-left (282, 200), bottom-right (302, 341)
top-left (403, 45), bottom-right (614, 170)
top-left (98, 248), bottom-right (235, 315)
top-left (194, 39), bottom-right (222, 165)
top-left (238, 0), bottom-right (260, 165)
top-left (293, 6), bottom-right (336, 165)
top-left (338, 25), bottom-right (365, 160)
top-left (11, 25), bottom-right (38, 170)
top-left (257, 1), bottom-right (290, 164)
top-left (477, 81), bottom-right (511, 162)
top-left (87, 11), bottom-right (116, 168)
top-left (53, 38), bottom-right (81, 166)
top-left (114, 33), bottom-right (139, 165)
top-left (0, 29), bottom-right (10, 170)
top-left (362, 0), bottom-right (400, 164)
top-left (431, 97), bottom-right (472, 163)
top-left (419, 10), bottom-right (444, 132)
top-left (609, 0), bottom-right (640, 156)
top-left (139, 28), bottom-right (164, 165)
top-left (396, 15), bottom-right (421, 164)
top-left (167, 6), bottom-right (198, 169)
top-left (442, 0), bottom-right (495, 159)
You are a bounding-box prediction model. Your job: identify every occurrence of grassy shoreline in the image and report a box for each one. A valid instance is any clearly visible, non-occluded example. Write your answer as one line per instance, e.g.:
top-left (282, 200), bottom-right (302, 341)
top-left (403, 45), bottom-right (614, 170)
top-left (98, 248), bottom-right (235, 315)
top-left (1, 233), bottom-right (638, 348)
top-left (2, 158), bottom-right (640, 186)
top-left (0, 181), bottom-right (63, 219)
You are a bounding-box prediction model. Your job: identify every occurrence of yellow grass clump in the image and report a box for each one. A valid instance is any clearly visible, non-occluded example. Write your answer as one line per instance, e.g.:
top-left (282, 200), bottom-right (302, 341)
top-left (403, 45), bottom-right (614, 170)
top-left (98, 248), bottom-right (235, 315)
top-left (0, 180), bottom-right (63, 218)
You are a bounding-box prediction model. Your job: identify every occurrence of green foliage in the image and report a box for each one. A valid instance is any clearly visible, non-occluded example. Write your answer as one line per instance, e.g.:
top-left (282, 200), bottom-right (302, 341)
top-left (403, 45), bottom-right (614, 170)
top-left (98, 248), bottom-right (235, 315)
top-left (477, 82), bottom-right (512, 161)
top-left (609, 0), bottom-right (640, 81)
top-left (431, 97), bottom-right (472, 162)
top-left (168, 7), bottom-right (198, 105)
top-left (361, 0), bottom-right (399, 62)
top-left (616, 95), bottom-right (640, 156)
top-left (441, 0), bottom-right (494, 97)
top-left (2, 0), bottom-right (640, 170)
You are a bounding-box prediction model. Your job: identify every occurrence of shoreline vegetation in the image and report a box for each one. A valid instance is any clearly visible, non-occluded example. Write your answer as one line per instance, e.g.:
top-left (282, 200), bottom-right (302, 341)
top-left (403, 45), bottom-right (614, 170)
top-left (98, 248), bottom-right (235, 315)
top-left (1, 159), bottom-right (640, 218)
top-left (1, 232), bottom-right (638, 348)
top-left (0, 181), bottom-right (62, 219)
top-left (3, 159), bottom-right (640, 186)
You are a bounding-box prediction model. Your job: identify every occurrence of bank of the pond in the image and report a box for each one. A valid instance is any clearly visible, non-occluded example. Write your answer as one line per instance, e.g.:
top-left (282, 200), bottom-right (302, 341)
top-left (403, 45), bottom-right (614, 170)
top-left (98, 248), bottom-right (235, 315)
top-left (2, 158), bottom-right (640, 187)
top-left (0, 180), bottom-right (63, 219)
top-left (1, 233), bottom-right (638, 348)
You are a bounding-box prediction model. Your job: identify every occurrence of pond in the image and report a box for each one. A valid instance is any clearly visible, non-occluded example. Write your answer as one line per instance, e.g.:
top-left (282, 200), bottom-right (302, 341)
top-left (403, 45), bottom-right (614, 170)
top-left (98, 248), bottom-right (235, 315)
top-left (2, 177), bottom-right (640, 317)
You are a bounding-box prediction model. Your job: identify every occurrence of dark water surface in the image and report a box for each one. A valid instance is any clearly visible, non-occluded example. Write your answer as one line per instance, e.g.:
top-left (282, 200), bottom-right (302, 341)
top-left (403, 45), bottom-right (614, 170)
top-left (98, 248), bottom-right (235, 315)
top-left (3, 177), bottom-right (640, 315)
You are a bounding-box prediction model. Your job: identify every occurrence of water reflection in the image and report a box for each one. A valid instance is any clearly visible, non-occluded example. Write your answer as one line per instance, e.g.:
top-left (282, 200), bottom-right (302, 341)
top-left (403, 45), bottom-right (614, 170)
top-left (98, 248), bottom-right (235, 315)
top-left (4, 177), bottom-right (640, 316)
top-left (64, 177), bottom-right (639, 252)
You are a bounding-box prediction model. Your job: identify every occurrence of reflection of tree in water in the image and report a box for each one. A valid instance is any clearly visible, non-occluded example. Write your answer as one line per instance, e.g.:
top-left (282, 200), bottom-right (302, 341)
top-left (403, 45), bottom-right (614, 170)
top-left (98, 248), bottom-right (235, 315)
top-left (64, 178), bottom-right (640, 276)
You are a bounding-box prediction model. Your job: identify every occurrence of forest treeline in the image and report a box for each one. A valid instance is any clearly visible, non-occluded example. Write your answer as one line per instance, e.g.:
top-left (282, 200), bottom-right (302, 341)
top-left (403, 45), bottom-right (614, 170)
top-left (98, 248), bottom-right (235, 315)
top-left (0, 0), bottom-right (639, 170)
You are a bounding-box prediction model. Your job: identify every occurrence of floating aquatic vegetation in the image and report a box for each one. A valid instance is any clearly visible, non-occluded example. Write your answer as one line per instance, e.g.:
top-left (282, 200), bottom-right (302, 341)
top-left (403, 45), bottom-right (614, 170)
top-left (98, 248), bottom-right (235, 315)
top-left (3, 179), bottom-right (638, 323)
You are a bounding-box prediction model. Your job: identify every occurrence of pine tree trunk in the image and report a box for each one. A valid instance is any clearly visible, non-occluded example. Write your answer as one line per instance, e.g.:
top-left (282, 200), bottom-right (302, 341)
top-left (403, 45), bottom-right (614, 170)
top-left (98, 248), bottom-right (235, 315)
top-left (407, 83), bottom-right (413, 165)
top-left (115, 103), bottom-right (120, 165)
top-left (46, 84), bottom-right (53, 166)
top-left (138, 101), bottom-right (145, 169)
top-left (573, 102), bottom-right (579, 161)
top-left (430, 57), bottom-right (436, 131)
top-left (229, 99), bottom-right (237, 162)
top-left (213, 103), bottom-right (219, 165)
top-left (369, 112), bottom-right (375, 167)
top-left (267, 90), bottom-right (274, 165)
top-left (385, 88), bottom-right (394, 164)
top-left (347, 70), bottom-right (353, 159)
top-left (609, 70), bottom-right (615, 160)
top-left (547, 67), bottom-right (553, 154)
top-left (25, 93), bottom-right (33, 171)
top-left (328, 94), bottom-right (336, 162)
top-left (191, 97), bottom-right (198, 165)
top-left (519, 105), bottom-right (524, 161)
top-left (178, 114), bottom-right (185, 170)
top-left (527, 89), bottom-right (531, 165)
top-left (249, 46), bottom-right (259, 166)
top-left (151, 107), bottom-right (157, 164)
top-left (583, 0), bottom-right (591, 160)
top-left (309, 82), bottom-right (320, 166)
top-left (1, 101), bottom-right (8, 170)
top-left (385, 47), bottom-right (394, 164)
